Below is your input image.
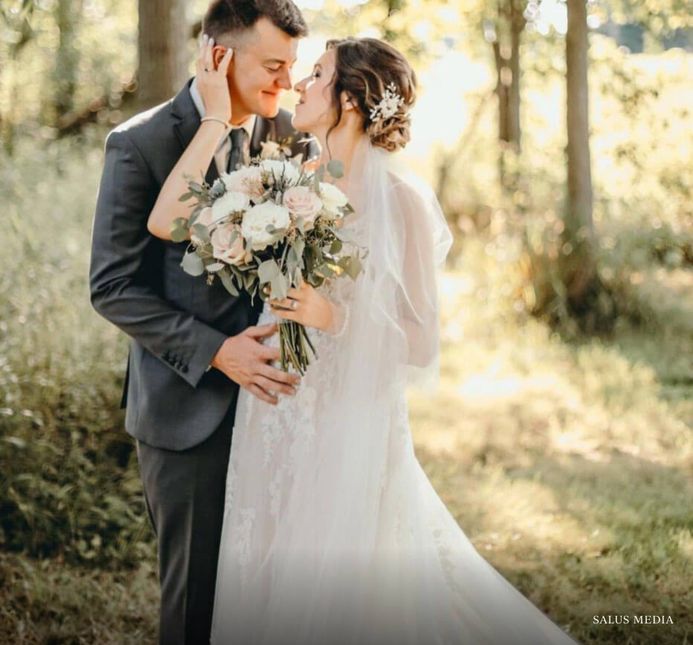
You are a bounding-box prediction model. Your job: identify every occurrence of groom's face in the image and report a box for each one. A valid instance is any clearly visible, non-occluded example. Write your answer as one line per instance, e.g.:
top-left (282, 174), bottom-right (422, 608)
top-left (215, 17), bottom-right (298, 123)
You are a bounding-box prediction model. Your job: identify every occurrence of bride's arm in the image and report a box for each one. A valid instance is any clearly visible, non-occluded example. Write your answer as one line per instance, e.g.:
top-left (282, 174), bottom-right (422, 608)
top-left (147, 36), bottom-right (233, 240)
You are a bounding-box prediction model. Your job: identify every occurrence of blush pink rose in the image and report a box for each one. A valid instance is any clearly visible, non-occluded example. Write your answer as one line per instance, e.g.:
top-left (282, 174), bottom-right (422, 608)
top-left (211, 224), bottom-right (251, 266)
top-left (283, 186), bottom-right (323, 230)
top-left (221, 167), bottom-right (264, 201)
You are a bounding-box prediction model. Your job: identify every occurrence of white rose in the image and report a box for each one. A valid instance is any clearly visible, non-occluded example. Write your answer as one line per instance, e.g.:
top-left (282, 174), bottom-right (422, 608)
top-left (319, 182), bottom-right (348, 214)
top-left (260, 159), bottom-right (301, 186)
top-left (190, 207), bottom-right (214, 245)
top-left (241, 201), bottom-right (291, 250)
top-left (260, 140), bottom-right (281, 159)
top-left (282, 186), bottom-right (323, 230)
top-left (221, 166), bottom-right (264, 200)
top-left (211, 191), bottom-right (250, 223)
top-left (211, 223), bottom-right (251, 266)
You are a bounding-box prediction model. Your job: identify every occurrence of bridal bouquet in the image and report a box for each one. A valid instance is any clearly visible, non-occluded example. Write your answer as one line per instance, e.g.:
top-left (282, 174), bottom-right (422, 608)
top-left (171, 152), bottom-right (364, 375)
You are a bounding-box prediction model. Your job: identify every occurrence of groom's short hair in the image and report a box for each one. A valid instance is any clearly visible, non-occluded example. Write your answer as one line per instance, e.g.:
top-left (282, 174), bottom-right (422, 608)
top-left (203, 0), bottom-right (308, 42)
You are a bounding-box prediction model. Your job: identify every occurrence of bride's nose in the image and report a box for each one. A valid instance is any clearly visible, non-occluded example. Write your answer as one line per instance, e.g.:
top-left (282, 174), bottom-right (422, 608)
top-left (294, 77), bottom-right (307, 93)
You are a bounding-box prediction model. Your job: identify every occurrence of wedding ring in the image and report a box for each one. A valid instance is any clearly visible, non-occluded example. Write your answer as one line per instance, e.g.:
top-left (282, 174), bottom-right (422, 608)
top-left (291, 301), bottom-right (298, 310)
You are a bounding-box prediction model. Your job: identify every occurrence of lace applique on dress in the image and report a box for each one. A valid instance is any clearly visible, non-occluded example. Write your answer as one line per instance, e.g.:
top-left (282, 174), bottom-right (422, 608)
top-left (223, 456), bottom-right (237, 521)
top-left (235, 508), bottom-right (256, 583)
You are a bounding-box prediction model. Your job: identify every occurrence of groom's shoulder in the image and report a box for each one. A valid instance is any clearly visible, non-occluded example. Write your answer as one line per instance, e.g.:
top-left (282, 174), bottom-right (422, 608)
top-left (107, 98), bottom-right (175, 146)
top-left (272, 107), bottom-right (293, 130)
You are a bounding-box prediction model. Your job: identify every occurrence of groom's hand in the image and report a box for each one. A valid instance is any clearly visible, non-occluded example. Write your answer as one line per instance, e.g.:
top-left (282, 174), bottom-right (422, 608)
top-left (210, 323), bottom-right (300, 405)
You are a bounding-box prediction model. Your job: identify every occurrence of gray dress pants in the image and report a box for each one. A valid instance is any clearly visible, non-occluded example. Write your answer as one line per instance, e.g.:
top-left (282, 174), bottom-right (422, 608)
top-left (136, 399), bottom-right (237, 645)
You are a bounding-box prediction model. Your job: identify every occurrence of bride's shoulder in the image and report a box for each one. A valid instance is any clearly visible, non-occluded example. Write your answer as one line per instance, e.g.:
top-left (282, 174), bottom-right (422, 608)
top-left (385, 171), bottom-right (435, 217)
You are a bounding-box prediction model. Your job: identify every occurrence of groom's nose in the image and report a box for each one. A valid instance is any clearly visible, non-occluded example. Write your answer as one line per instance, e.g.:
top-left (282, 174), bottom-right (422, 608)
top-left (276, 67), bottom-right (292, 91)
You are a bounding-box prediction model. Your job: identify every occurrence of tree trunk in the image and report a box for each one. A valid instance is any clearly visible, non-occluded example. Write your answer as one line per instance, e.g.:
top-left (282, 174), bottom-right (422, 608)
top-left (562, 0), bottom-right (596, 304)
top-left (508, 0), bottom-right (522, 148)
top-left (54, 0), bottom-right (82, 120)
top-left (490, 0), bottom-right (524, 192)
top-left (137, 0), bottom-right (188, 108)
top-left (491, 0), bottom-right (523, 150)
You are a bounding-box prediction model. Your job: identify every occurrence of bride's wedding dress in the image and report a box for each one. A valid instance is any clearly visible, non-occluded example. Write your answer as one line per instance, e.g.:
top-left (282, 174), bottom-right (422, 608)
top-left (210, 139), bottom-right (579, 645)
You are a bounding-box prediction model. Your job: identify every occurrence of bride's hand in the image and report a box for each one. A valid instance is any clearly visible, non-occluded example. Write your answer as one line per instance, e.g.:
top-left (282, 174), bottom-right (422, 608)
top-left (270, 282), bottom-right (336, 332)
top-left (196, 34), bottom-right (233, 123)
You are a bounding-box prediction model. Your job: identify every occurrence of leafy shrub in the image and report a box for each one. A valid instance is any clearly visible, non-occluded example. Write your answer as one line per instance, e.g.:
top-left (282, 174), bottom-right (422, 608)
top-left (0, 131), bottom-right (154, 568)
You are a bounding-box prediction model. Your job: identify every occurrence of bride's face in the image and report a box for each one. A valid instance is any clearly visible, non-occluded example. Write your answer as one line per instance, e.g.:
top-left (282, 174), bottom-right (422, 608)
top-left (292, 49), bottom-right (338, 134)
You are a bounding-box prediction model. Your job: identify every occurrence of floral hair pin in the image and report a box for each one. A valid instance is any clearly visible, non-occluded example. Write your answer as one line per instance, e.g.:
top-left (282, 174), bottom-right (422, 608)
top-left (369, 82), bottom-right (406, 123)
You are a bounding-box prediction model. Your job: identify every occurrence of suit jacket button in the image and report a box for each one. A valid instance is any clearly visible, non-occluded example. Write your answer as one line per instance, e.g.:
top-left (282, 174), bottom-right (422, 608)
top-left (182, 365), bottom-right (188, 373)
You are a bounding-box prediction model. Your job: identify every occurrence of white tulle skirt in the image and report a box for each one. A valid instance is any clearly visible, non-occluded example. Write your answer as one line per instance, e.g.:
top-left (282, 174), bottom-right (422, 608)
top-left (209, 305), bottom-right (580, 645)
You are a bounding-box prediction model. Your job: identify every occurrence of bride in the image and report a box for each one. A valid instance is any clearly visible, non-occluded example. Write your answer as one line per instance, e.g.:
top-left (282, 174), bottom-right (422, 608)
top-left (148, 36), bottom-right (580, 645)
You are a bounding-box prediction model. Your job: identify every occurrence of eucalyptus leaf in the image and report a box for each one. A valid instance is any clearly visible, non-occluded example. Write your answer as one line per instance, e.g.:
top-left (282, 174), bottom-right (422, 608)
top-left (181, 251), bottom-right (205, 276)
top-left (191, 223), bottom-right (210, 243)
top-left (219, 270), bottom-right (240, 296)
top-left (287, 246), bottom-right (299, 267)
top-left (345, 255), bottom-right (362, 279)
top-left (327, 159), bottom-right (344, 179)
top-left (206, 262), bottom-right (225, 273)
top-left (171, 217), bottom-right (188, 242)
top-left (314, 263), bottom-right (334, 279)
top-left (258, 259), bottom-right (280, 283)
top-left (243, 271), bottom-right (257, 292)
top-left (270, 273), bottom-right (289, 300)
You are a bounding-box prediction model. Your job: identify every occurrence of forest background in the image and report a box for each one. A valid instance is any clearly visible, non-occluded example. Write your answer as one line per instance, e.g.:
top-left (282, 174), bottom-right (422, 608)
top-left (0, 0), bottom-right (691, 642)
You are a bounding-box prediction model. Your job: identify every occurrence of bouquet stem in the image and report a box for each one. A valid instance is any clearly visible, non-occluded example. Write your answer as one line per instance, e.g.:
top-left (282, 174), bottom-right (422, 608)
top-left (278, 321), bottom-right (317, 375)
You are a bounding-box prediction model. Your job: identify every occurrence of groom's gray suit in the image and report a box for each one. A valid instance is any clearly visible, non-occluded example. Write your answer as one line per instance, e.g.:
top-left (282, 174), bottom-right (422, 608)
top-left (89, 78), bottom-right (316, 644)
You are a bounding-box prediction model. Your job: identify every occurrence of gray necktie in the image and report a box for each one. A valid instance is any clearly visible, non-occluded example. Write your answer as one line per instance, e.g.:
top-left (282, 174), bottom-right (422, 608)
top-left (227, 128), bottom-right (249, 172)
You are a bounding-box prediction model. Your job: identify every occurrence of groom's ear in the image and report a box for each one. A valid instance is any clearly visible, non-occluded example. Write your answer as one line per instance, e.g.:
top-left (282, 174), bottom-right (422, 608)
top-left (213, 46), bottom-right (233, 73)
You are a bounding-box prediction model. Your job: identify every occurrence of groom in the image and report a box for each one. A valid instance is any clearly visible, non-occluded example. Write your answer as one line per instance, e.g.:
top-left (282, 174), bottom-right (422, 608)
top-left (89, 1), bottom-right (316, 642)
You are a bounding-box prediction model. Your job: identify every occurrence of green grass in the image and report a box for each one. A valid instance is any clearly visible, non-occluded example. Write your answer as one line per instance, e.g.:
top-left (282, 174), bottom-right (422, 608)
top-left (408, 243), bottom-right (692, 644)
top-left (0, 552), bottom-right (157, 644)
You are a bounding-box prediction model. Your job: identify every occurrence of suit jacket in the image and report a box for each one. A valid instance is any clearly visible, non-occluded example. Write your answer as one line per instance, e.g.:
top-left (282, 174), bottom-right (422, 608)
top-left (89, 79), bottom-right (318, 451)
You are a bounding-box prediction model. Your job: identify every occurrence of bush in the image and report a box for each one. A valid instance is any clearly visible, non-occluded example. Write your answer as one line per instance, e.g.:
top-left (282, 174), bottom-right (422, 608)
top-left (0, 131), bottom-right (154, 568)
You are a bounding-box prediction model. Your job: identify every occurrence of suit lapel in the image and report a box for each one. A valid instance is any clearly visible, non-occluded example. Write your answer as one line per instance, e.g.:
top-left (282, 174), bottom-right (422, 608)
top-left (170, 79), bottom-right (219, 185)
top-left (250, 117), bottom-right (275, 158)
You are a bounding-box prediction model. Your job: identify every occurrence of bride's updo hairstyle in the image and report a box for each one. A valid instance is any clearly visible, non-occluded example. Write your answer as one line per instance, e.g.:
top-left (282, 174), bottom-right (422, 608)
top-left (325, 38), bottom-right (416, 152)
